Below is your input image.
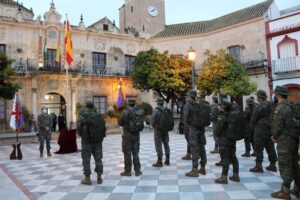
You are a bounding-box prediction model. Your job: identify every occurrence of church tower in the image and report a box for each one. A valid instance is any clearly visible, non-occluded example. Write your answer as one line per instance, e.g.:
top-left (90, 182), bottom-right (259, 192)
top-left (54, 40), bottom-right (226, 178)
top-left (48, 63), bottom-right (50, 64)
top-left (119, 0), bottom-right (165, 36)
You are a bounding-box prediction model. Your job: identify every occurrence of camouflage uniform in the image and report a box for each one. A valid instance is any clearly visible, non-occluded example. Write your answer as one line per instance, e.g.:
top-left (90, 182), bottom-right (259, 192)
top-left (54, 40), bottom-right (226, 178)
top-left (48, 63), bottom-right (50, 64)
top-left (182, 101), bottom-right (191, 157)
top-left (77, 108), bottom-right (104, 177)
top-left (37, 110), bottom-right (53, 154)
top-left (151, 100), bottom-right (170, 165)
top-left (210, 97), bottom-right (219, 153)
top-left (272, 98), bottom-right (299, 196)
top-left (243, 98), bottom-right (256, 155)
top-left (250, 97), bottom-right (277, 169)
top-left (119, 106), bottom-right (141, 174)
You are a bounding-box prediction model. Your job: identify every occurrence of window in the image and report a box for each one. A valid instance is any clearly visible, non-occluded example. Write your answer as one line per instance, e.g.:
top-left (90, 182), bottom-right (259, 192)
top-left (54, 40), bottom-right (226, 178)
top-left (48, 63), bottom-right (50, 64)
top-left (228, 46), bottom-right (241, 62)
top-left (0, 44), bottom-right (6, 52)
top-left (93, 96), bottom-right (107, 114)
top-left (92, 52), bottom-right (106, 73)
top-left (0, 98), bottom-right (5, 122)
top-left (46, 49), bottom-right (60, 71)
top-left (125, 55), bottom-right (135, 75)
top-left (279, 43), bottom-right (296, 59)
top-left (103, 24), bottom-right (109, 31)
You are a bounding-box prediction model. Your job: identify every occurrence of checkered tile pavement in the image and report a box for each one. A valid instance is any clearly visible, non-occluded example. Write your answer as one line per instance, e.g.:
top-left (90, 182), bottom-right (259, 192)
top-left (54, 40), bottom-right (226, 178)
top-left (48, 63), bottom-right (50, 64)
top-left (0, 130), bottom-right (297, 200)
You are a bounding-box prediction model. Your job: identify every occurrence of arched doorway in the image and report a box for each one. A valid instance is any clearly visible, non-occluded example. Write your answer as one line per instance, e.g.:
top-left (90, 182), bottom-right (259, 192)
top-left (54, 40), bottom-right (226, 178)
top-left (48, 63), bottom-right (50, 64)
top-left (284, 84), bottom-right (300, 102)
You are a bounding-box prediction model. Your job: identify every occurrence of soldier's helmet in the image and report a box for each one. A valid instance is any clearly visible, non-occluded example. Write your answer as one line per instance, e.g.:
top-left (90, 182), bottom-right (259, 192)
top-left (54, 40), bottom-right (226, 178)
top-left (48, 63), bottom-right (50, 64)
top-left (212, 96), bottom-right (218, 103)
top-left (85, 99), bottom-right (94, 109)
top-left (256, 90), bottom-right (267, 100)
top-left (221, 100), bottom-right (232, 110)
top-left (219, 92), bottom-right (228, 99)
top-left (274, 86), bottom-right (289, 96)
top-left (246, 98), bottom-right (254, 106)
top-left (156, 97), bottom-right (164, 105)
top-left (188, 90), bottom-right (197, 99)
top-left (127, 98), bottom-right (136, 106)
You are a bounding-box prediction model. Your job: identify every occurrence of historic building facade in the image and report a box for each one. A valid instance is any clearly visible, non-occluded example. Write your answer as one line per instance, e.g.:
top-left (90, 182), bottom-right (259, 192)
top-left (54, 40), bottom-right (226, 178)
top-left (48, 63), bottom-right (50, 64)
top-left (0, 0), bottom-right (284, 130)
top-left (266, 6), bottom-right (300, 102)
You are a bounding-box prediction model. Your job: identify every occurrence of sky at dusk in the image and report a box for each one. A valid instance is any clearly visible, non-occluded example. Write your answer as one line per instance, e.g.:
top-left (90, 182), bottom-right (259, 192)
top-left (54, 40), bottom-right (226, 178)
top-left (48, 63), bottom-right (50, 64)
top-left (20, 0), bottom-right (299, 27)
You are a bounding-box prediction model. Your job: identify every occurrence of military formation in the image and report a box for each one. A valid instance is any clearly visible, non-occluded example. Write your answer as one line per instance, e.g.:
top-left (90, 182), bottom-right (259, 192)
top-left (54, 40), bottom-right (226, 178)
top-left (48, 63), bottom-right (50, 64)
top-left (36, 85), bottom-right (299, 200)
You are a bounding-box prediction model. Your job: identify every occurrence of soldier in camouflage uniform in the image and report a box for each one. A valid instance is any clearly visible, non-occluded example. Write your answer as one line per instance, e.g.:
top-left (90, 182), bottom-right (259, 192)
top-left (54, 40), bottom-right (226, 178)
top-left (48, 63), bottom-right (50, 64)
top-left (152, 97), bottom-right (171, 167)
top-left (249, 90), bottom-right (277, 173)
top-left (118, 98), bottom-right (142, 177)
top-left (181, 95), bottom-right (192, 161)
top-left (214, 100), bottom-right (240, 184)
top-left (210, 96), bottom-right (219, 154)
top-left (37, 107), bottom-right (53, 157)
top-left (271, 86), bottom-right (299, 200)
top-left (77, 100), bottom-right (104, 185)
top-left (241, 97), bottom-right (256, 157)
top-left (185, 90), bottom-right (207, 177)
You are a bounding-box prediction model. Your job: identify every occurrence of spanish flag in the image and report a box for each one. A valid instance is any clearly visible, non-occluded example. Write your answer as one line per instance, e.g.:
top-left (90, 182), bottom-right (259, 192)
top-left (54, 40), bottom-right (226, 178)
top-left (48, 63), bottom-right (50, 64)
top-left (65, 19), bottom-right (73, 65)
top-left (55, 33), bottom-right (61, 64)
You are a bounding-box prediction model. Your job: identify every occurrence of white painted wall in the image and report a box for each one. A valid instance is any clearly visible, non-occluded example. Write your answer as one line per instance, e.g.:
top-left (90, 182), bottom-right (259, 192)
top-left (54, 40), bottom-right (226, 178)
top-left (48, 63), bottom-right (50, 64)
top-left (269, 13), bottom-right (300, 31)
top-left (273, 78), bottom-right (300, 89)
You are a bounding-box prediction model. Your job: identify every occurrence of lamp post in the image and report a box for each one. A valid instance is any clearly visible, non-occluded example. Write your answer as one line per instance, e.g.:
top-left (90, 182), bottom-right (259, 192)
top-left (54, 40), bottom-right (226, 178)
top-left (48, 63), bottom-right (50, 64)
top-left (188, 47), bottom-right (196, 89)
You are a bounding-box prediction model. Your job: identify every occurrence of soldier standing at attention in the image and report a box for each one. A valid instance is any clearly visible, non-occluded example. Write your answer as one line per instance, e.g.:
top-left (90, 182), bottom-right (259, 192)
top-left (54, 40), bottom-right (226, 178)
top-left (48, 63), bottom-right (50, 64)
top-left (214, 101), bottom-right (240, 184)
top-left (181, 94), bottom-right (192, 161)
top-left (185, 90), bottom-right (207, 177)
top-left (249, 90), bottom-right (278, 173)
top-left (77, 100), bottom-right (106, 185)
top-left (37, 107), bottom-right (53, 157)
top-left (210, 96), bottom-right (219, 154)
top-left (152, 97), bottom-right (173, 167)
top-left (118, 99), bottom-right (144, 177)
top-left (271, 86), bottom-right (299, 200)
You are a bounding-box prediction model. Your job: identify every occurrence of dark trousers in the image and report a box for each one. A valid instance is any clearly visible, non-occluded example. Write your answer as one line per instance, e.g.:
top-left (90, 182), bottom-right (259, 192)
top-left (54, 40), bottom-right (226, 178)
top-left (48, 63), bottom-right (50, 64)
top-left (81, 142), bottom-right (103, 176)
top-left (244, 131), bottom-right (254, 152)
top-left (189, 127), bottom-right (207, 168)
top-left (39, 134), bottom-right (51, 152)
top-left (184, 125), bottom-right (191, 154)
top-left (253, 129), bottom-right (277, 163)
top-left (154, 130), bottom-right (170, 159)
top-left (220, 141), bottom-right (239, 176)
top-left (122, 133), bottom-right (141, 172)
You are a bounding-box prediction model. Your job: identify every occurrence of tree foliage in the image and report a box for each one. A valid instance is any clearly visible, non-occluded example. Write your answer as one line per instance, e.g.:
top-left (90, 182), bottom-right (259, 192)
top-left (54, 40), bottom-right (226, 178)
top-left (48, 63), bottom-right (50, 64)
top-left (0, 53), bottom-right (22, 99)
top-left (131, 48), bottom-right (192, 103)
top-left (197, 49), bottom-right (257, 96)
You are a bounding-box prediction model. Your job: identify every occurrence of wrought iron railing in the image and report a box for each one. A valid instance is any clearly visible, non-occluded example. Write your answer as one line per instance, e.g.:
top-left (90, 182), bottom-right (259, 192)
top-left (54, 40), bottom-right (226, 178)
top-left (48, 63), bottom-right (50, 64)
top-left (272, 56), bottom-right (300, 74)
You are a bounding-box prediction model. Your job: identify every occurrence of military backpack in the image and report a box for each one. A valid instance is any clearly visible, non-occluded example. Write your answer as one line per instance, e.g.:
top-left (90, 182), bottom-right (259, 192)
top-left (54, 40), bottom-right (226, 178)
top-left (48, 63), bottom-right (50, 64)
top-left (86, 112), bottom-right (106, 143)
top-left (127, 108), bottom-right (145, 133)
top-left (157, 107), bottom-right (174, 133)
top-left (226, 110), bottom-right (248, 141)
top-left (190, 102), bottom-right (211, 128)
top-left (291, 101), bottom-right (300, 137)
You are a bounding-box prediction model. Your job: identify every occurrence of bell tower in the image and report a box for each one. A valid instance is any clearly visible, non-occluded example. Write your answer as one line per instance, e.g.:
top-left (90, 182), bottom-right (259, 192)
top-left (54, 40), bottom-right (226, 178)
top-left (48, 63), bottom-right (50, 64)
top-left (119, 0), bottom-right (165, 37)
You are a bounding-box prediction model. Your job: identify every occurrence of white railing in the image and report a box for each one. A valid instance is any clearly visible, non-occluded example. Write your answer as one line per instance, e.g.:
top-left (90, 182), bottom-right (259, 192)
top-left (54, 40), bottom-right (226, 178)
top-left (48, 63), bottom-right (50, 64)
top-left (272, 56), bottom-right (300, 74)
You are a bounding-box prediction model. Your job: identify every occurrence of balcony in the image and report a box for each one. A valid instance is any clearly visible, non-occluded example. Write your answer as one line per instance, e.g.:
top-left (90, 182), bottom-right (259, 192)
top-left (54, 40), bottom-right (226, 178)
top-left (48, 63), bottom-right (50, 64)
top-left (241, 53), bottom-right (267, 68)
top-left (272, 56), bottom-right (300, 74)
top-left (11, 58), bottom-right (128, 77)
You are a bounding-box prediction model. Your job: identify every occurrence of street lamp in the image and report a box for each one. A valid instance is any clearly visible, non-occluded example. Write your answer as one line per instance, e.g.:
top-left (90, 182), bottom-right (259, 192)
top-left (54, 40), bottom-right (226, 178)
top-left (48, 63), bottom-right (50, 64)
top-left (188, 47), bottom-right (196, 89)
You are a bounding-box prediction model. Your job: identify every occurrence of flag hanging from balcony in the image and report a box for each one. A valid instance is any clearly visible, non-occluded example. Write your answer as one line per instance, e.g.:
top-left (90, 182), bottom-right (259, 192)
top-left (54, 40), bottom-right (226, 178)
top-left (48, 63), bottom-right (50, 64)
top-left (9, 92), bottom-right (24, 132)
top-left (55, 33), bottom-right (61, 64)
top-left (65, 19), bottom-right (73, 65)
top-left (117, 80), bottom-right (125, 109)
top-left (43, 35), bottom-right (47, 65)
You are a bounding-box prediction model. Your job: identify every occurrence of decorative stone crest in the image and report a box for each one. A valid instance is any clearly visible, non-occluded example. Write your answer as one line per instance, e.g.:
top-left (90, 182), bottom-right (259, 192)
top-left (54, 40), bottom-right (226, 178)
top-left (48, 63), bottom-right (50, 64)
top-left (43, 1), bottom-right (62, 25)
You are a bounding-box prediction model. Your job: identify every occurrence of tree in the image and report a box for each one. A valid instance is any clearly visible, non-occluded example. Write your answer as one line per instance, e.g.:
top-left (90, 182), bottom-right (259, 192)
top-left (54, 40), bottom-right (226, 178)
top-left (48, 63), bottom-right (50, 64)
top-left (197, 49), bottom-right (257, 96)
top-left (0, 53), bottom-right (22, 99)
top-left (131, 48), bottom-right (192, 103)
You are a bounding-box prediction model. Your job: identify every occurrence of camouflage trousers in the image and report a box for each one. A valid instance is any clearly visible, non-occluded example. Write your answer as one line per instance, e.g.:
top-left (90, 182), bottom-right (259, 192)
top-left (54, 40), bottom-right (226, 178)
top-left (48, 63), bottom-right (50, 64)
top-left (219, 140), bottom-right (239, 176)
top-left (277, 135), bottom-right (299, 188)
top-left (81, 141), bottom-right (103, 176)
top-left (253, 128), bottom-right (277, 164)
top-left (189, 127), bottom-right (207, 168)
top-left (184, 125), bottom-right (191, 154)
top-left (154, 130), bottom-right (170, 159)
top-left (244, 131), bottom-right (254, 152)
top-left (39, 133), bottom-right (52, 152)
top-left (122, 133), bottom-right (141, 172)
top-left (212, 123), bottom-right (219, 148)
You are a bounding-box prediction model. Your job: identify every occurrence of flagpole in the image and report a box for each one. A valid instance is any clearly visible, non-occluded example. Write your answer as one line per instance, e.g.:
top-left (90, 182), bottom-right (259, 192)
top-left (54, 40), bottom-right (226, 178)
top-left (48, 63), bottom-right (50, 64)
top-left (65, 14), bottom-right (69, 129)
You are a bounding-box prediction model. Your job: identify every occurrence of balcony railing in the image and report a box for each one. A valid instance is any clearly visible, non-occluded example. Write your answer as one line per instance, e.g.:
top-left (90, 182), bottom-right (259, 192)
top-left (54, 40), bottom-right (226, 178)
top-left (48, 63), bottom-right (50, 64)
top-left (272, 56), bottom-right (300, 74)
top-left (241, 53), bottom-right (266, 68)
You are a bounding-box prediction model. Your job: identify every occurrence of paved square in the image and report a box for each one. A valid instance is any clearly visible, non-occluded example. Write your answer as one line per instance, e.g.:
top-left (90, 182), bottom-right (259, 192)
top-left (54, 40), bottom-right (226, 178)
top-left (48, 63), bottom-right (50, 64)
top-left (0, 130), bottom-right (297, 200)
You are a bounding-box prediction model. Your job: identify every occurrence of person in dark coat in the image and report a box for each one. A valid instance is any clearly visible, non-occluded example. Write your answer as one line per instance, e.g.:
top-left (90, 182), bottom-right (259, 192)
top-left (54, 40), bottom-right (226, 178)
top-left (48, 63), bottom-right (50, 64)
top-left (58, 113), bottom-right (66, 131)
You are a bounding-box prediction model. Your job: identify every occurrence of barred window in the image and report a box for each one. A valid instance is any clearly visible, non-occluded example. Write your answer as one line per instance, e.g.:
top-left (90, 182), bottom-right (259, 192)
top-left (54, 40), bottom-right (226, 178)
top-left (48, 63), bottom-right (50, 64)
top-left (93, 96), bottom-right (107, 114)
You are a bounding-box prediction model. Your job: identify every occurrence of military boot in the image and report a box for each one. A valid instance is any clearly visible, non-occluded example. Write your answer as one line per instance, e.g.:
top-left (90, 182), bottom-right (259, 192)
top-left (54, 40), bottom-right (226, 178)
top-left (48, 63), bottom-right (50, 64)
top-left (120, 171), bottom-right (132, 176)
top-left (215, 175), bottom-right (228, 184)
top-left (182, 153), bottom-right (192, 160)
top-left (198, 167), bottom-right (206, 175)
top-left (251, 152), bottom-right (256, 157)
top-left (185, 168), bottom-right (199, 177)
top-left (97, 175), bottom-right (103, 184)
top-left (215, 161), bottom-right (223, 166)
top-left (81, 176), bottom-right (92, 185)
top-left (291, 185), bottom-right (299, 198)
top-left (229, 173), bottom-right (240, 182)
top-left (271, 186), bottom-right (291, 200)
top-left (210, 146), bottom-right (219, 154)
top-left (47, 151), bottom-right (52, 157)
top-left (265, 162), bottom-right (277, 172)
top-left (249, 162), bottom-right (264, 173)
top-left (164, 156), bottom-right (170, 166)
top-left (135, 171), bottom-right (142, 177)
top-left (152, 158), bottom-right (163, 167)
top-left (241, 151), bottom-right (250, 157)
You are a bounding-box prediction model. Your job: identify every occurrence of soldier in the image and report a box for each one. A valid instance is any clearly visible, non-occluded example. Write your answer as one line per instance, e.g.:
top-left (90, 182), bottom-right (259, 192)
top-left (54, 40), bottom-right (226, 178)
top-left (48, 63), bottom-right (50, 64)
top-left (271, 86), bottom-right (299, 199)
top-left (214, 100), bottom-right (240, 184)
top-left (249, 90), bottom-right (277, 173)
top-left (152, 97), bottom-right (171, 167)
top-left (37, 107), bottom-right (53, 157)
top-left (77, 100), bottom-right (105, 185)
top-left (210, 96), bottom-right (219, 154)
top-left (181, 94), bottom-right (192, 161)
top-left (241, 97), bottom-right (256, 157)
top-left (185, 90), bottom-right (207, 177)
top-left (118, 98), bottom-right (143, 177)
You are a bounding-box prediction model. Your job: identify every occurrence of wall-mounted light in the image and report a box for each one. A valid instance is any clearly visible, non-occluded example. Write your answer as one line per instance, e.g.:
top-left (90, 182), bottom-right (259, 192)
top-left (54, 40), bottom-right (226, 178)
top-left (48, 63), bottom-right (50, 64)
top-left (80, 53), bottom-right (85, 58)
top-left (38, 62), bottom-right (43, 68)
top-left (44, 95), bottom-right (54, 100)
top-left (17, 48), bottom-right (22, 53)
